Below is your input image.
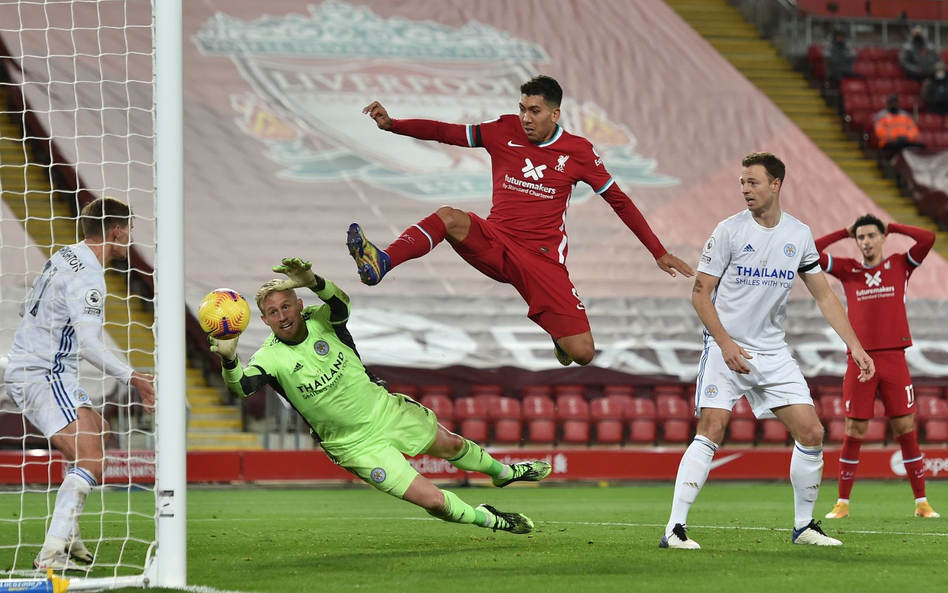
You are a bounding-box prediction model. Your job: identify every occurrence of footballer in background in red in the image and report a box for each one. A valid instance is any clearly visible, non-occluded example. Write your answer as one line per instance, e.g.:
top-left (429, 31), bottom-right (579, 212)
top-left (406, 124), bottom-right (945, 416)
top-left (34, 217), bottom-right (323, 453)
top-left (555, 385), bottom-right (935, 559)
top-left (817, 214), bottom-right (939, 519)
top-left (350, 75), bottom-right (693, 366)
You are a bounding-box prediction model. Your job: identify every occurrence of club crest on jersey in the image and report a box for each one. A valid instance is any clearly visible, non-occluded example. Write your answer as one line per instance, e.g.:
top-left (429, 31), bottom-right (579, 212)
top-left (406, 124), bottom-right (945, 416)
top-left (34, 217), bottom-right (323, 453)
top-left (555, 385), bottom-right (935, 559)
top-left (371, 467), bottom-right (387, 483)
top-left (314, 340), bottom-right (330, 356)
top-left (194, 1), bottom-right (678, 204)
top-left (884, 260), bottom-right (891, 270)
top-left (75, 388), bottom-right (90, 403)
top-left (703, 384), bottom-right (718, 399)
top-left (555, 155), bottom-right (569, 172)
top-left (783, 243), bottom-right (796, 257)
top-left (85, 289), bottom-right (102, 307)
top-left (864, 271), bottom-right (882, 287)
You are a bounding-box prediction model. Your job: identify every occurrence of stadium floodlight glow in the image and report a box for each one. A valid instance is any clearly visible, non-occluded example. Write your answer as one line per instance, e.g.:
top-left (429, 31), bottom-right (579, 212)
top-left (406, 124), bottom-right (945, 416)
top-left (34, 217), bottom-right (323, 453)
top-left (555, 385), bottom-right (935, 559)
top-left (0, 0), bottom-right (185, 588)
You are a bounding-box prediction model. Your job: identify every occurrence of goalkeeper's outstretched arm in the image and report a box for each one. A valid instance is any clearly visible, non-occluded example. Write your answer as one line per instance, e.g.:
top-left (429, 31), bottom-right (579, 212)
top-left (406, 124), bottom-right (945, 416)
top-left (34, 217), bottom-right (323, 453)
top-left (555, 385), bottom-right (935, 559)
top-left (209, 336), bottom-right (275, 398)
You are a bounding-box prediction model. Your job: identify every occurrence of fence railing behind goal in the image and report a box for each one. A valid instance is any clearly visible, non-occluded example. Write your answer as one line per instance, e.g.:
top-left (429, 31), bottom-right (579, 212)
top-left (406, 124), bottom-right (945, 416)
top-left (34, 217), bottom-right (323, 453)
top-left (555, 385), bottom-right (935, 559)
top-left (0, 0), bottom-right (185, 589)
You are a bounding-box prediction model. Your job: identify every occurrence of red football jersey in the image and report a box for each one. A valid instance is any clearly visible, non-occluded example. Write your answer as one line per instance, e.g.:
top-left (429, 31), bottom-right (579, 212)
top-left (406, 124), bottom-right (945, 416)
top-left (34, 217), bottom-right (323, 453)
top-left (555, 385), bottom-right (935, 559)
top-left (390, 115), bottom-right (665, 263)
top-left (817, 224), bottom-right (935, 351)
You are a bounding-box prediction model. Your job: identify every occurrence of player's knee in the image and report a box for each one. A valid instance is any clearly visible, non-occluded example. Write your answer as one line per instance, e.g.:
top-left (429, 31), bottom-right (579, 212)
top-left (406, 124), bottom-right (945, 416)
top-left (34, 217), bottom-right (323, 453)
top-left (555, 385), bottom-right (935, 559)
top-left (435, 206), bottom-right (466, 232)
top-left (420, 489), bottom-right (447, 515)
top-left (571, 346), bottom-right (595, 366)
top-left (78, 461), bottom-right (104, 484)
top-left (797, 423), bottom-right (825, 447)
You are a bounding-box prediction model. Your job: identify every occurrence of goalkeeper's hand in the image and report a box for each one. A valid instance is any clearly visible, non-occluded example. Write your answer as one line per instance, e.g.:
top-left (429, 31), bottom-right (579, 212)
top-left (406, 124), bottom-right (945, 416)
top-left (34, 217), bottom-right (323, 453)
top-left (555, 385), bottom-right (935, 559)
top-left (272, 257), bottom-right (318, 290)
top-left (208, 335), bottom-right (239, 363)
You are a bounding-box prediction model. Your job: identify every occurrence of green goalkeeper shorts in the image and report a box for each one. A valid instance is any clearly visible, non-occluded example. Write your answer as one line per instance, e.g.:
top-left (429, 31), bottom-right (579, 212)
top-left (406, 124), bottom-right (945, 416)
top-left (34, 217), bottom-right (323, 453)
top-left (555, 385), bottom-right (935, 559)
top-left (344, 393), bottom-right (438, 499)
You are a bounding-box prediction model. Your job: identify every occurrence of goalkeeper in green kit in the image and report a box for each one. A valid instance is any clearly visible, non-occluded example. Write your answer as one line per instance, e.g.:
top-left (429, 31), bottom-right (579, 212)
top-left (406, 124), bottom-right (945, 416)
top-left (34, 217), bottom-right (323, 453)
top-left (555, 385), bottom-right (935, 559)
top-left (208, 258), bottom-right (550, 534)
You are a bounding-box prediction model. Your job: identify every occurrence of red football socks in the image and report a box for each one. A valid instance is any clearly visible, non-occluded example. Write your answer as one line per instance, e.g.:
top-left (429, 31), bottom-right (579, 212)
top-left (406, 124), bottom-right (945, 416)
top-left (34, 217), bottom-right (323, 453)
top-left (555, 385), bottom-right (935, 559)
top-left (837, 435), bottom-right (863, 500)
top-left (897, 431), bottom-right (927, 499)
top-left (385, 213), bottom-right (448, 268)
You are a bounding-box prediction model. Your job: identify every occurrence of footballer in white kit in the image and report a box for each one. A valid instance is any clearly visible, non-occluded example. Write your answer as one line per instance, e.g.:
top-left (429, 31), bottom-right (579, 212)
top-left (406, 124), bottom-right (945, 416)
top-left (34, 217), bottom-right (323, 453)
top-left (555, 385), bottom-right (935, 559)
top-left (660, 153), bottom-right (873, 552)
top-left (695, 209), bottom-right (821, 419)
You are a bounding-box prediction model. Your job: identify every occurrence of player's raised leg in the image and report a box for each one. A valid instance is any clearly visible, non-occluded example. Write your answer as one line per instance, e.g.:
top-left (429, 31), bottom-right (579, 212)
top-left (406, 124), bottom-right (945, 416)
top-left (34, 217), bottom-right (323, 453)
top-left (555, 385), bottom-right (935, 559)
top-left (553, 332), bottom-right (595, 367)
top-left (774, 404), bottom-right (842, 546)
top-left (347, 207), bottom-right (469, 286)
top-left (402, 476), bottom-right (534, 534)
top-left (425, 424), bottom-right (551, 487)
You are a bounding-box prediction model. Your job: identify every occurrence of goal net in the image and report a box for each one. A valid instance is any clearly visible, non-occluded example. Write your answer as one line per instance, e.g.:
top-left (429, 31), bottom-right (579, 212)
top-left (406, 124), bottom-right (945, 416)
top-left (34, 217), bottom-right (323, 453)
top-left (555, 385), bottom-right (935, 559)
top-left (0, 0), bottom-right (184, 589)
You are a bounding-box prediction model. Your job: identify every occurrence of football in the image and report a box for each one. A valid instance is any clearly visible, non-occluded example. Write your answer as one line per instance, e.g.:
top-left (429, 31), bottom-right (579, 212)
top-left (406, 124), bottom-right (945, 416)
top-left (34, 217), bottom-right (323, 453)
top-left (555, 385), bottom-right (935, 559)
top-left (198, 288), bottom-right (252, 340)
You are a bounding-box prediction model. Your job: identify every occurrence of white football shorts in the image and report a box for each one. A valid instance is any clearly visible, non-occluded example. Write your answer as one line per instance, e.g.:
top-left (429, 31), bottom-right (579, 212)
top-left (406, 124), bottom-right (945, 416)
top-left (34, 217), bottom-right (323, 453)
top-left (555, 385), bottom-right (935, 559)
top-left (694, 341), bottom-right (813, 420)
top-left (7, 373), bottom-right (92, 437)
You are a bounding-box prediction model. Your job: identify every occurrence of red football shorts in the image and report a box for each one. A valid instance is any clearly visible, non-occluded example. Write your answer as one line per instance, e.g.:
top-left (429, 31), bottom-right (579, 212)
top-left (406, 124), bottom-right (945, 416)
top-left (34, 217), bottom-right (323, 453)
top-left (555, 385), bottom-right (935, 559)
top-left (843, 348), bottom-right (914, 419)
top-left (451, 213), bottom-right (590, 339)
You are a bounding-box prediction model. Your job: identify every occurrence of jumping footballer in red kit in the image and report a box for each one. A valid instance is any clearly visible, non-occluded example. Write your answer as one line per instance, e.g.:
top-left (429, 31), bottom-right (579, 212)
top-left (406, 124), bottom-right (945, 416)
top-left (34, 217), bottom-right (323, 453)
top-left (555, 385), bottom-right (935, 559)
top-left (816, 214), bottom-right (939, 519)
top-left (349, 75), bottom-right (693, 366)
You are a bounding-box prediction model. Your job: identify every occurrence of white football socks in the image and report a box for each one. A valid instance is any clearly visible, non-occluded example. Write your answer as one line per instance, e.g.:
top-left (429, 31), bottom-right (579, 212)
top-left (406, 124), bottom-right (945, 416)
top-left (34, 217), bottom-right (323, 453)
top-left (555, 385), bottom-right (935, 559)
top-left (45, 468), bottom-right (96, 547)
top-left (790, 442), bottom-right (823, 530)
top-left (666, 435), bottom-right (718, 535)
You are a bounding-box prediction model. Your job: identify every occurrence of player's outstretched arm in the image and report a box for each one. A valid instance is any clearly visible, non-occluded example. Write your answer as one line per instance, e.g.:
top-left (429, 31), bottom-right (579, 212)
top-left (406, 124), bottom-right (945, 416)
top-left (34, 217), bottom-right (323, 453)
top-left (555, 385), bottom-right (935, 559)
top-left (692, 272), bottom-right (751, 374)
top-left (888, 222), bottom-right (936, 264)
top-left (801, 271), bottom-right (875, 382)
top-left (814, 227), bottom-right (851, 253)
top-left (656, 253), bottom-right (695, 278)
top-left (209, 336), bottom-right (270, 398)
top-left (130, 371), bottom-right (155, 414)
top-left (362, 101), bottom-right (392, 130)
top-left (273, 258), bottom-right (351, 323)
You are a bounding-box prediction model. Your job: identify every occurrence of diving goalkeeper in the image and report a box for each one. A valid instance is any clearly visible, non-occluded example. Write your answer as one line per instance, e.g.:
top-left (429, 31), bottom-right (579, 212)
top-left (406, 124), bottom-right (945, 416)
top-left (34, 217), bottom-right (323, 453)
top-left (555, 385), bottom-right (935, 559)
top-left (209, 258), bottom-right (550, 534)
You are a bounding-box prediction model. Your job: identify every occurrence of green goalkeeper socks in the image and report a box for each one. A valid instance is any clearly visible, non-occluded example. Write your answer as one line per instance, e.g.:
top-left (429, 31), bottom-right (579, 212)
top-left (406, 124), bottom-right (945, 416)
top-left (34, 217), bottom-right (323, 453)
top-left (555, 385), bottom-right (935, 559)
top-left (447, 439), bottom-right (507, 478)
top-left (427, 490), bottom-right (490, 527)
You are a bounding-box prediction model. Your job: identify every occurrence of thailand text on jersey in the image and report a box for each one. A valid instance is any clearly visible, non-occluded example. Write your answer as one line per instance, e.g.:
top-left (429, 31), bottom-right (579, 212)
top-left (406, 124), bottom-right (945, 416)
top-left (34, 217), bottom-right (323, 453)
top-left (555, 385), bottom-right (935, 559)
top-left (5, 242), bottom-right (132, 383)
top-left (698, 210), bottom-right (821, 352)
top-left (390, 115), bottom-right (665, 263)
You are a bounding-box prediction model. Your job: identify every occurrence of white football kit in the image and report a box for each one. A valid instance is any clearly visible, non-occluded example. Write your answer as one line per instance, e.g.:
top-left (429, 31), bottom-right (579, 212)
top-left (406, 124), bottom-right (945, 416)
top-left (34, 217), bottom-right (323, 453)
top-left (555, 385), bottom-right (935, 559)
top-left (695, 210), bottom-right (822, 419)
top-left (6, 242), bottom-right (133, 437)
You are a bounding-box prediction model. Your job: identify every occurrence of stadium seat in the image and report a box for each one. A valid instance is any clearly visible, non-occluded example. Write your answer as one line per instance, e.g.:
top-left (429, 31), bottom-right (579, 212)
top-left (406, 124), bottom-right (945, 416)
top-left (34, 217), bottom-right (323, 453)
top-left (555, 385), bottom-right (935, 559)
top-left (840, 78), bottom-right (867, 97)
top-left (759, 419), bottom-right (789, 445)
top-left (864, 399), bottom-right (887, 443)
top-left (807, 45), bottom-right (824, 79)
top-left (869, 93), bottom-right (890, 111)
top-left (0, 411), bottom-right (47, 450)
top-left (389, 383), bottom-right (419, 398)
top-left (419, 384), bottom-right (451, 398)
top-left (655, 393), bottom-right (692, 443)
top-left (843, 92), bottom-right (871, 113)
top-left (874, 61), bottom-right (902, 79)
top-left (624, 397), bottom-right (657, 444)
top-left (420, 394), bottom-right (454, 432)
top-left (521, 384), bottom-right (553, 398)
top-left (866, 78), bottom-right (895, 96)
top-left (853, 61), bottom-right (878, 78)
top-left (556, 394), bottom-right (590, 445)
top-left (727, 397), bottom-right (756, 444)
top-left (653, 384), bottom-right (685, 398)
top-left (917, 396), bottom-right (948, 443)
top-left (847, 110), bottom-right (874, 134)
top-left (603, 385), bottom-right (634, 416)
top-left (894, 78), bottom-right (921, 96)
top-left (453, 397), bottom-right (488, 442)
top-left (489, 397), bottom-right (522, 445)
top-left (553, 384), bottom-right (587, 398)
top-left (522, 394), bottom-right (556, 444)
top-left (915, 385), bottom-right (944, 399)
top-left (857, 46), bottom-right (885, 61)
top-left (819, 394), bottom-right (847, 443)
top-left (470, 383), bottom-right (503, 397)
top-left (918, 113), bottom-right (944, 131)
top-left (589, 398), bottom-right (624, 444)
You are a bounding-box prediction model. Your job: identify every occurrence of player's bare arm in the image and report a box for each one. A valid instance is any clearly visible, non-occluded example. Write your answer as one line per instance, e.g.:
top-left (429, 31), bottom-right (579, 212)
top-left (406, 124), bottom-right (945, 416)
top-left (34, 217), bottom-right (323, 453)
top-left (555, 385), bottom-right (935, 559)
top-left (362, 101), bottom-right (392, 130)
top-left (691, 272), bottom-right (751, 374)
top-left (130, 371), bottom-right (156, 414)
top-left (656, 252), bottom-right (695, 278)
top-left (800, 271), bottom-right (874, 382)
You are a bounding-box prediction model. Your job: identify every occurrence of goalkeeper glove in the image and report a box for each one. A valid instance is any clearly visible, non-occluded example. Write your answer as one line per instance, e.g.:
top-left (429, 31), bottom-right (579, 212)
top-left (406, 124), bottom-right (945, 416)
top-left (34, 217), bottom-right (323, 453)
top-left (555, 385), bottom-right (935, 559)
top-left (208, 335), bottom-right (239, 363)
top-left (272, 257), bottom-right (318, 290)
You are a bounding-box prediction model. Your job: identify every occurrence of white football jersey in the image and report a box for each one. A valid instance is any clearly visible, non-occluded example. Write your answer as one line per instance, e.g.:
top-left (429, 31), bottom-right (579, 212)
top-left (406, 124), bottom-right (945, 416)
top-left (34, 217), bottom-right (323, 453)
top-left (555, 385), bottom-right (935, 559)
top-left (698, 210), bottom-right (821, 352)
top-left (5, 242), bottom-right (133, 383)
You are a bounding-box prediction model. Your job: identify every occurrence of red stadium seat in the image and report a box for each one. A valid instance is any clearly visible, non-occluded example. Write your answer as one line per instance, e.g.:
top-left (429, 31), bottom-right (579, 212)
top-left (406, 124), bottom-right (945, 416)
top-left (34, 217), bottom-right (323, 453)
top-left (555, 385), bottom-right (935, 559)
top-left (727, 397), bottom-right (756, 444)
top-left (819, 394), bottom-right (847, 443)
top-left (389, 383), bottom-right (419, 398)
top-left (453, 397), bottom-right (488, 442)
top-left (840, 78), bottom-right (867, 96)
top-left (590, 398), bottom-right (624, 444)
top-left (653, 384), bottom-right (685, 398)
top-left (857, 46), bottom-right (885, 61)
top-left (894, 78), bottom-right (921, 96)
top-left (918, 113), bottom-right (944, 130)
top-left (489, 397), bottom-right (522, 444)
top-left (844, 93), bottom-right (871, 113)
top-left (656, 394), bottom-right (692, 443)
top-left (847, 110), bottom-right (875, 134)
top-left (917, 396), bottom-right (948, 443)
top-left (931, 131), bottom-right (948, 148)
top-left (553, 384), bottom-right (587, 398)
top-left (420, 394), bottom-right (454, 432)
top-left (869, 93), bottom-right (890, 111)
top-left (759, 419), bottom-right (789, 444)
top-left (866, 78), bottom-right (895, 95)
top-left (625, 397), bottom-right (657, 444)
top-left (521, 384), bottom-right (553, 398)
top-left (556, 394), bottom-right (590, 444)
top-left (419, 384), bottom-right (451, 398)
top-left (874, 61), bottom-right (902, 79)
top-left (864, 399), bottom-right (887, 443)
top-left (522, 394), bottom-right (556, 444)
top-left (853, 61), bottom-right (878, 78)
top-left (603, 384), bottom-right (635, 398)
top-left (915, 385), bottom-right (944, 399)
top-left (807, 45), bottom-right (825, 79)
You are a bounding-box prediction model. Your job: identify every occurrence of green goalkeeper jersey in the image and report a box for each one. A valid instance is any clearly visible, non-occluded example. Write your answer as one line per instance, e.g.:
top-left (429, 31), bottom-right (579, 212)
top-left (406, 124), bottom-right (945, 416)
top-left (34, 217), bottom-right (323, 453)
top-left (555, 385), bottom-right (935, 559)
top-left (221, 278), bottom-right (391, 460)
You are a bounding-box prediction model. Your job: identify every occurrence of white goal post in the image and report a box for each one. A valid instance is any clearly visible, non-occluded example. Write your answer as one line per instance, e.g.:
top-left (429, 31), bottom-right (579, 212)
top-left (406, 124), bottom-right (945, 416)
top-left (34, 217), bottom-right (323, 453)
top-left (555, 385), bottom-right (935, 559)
top-left (0, 0), bottom-right (185, 589)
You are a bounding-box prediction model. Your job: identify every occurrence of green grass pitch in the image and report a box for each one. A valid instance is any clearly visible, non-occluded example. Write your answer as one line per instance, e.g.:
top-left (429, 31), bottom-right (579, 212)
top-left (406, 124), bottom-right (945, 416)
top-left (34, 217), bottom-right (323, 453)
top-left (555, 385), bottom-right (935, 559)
top-left (2, 480), bottom-right (945, 592)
